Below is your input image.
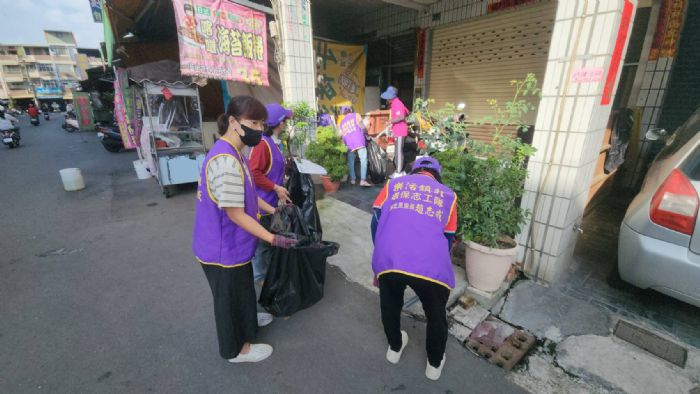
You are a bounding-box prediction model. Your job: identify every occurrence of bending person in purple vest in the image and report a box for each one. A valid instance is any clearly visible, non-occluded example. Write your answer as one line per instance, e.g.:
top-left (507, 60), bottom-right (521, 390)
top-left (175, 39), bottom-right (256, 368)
top-left (192, 96), bottom-right (298, 364)
top-left (371, 156), bottom-right (458, 380)
top-left (249, 103), bottom-right (293, 285)
top-left (339, 106), bottom-right (371, 186)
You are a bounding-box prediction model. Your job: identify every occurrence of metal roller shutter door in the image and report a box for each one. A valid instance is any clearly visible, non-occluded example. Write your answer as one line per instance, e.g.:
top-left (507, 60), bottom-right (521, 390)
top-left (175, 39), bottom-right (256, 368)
top-left (428, 0), bottom-right (557, 125)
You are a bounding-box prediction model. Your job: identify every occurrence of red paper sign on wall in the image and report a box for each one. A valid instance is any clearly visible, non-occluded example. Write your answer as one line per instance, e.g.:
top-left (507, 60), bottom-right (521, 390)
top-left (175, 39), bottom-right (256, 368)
top-left (601, 0), bottom-right (634, 106)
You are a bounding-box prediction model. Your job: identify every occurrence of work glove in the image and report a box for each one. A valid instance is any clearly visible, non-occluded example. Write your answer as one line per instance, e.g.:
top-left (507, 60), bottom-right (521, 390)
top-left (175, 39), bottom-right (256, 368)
top-left (271, 234), bottom-right (298, 249)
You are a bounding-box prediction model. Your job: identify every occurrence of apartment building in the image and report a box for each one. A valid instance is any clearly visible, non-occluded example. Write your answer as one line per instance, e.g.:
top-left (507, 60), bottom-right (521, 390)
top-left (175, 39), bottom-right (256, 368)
top-left (0, 30), bottom-right (102, 108)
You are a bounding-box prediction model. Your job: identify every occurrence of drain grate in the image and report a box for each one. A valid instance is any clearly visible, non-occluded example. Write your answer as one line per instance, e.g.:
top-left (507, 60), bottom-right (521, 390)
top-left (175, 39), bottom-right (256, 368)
top-left (613, 320), bottom-right (687, 368)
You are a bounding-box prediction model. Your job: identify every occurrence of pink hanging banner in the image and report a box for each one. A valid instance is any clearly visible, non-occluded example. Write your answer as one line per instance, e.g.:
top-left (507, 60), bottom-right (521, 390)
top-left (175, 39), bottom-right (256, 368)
top-left (114, 67), bottom-right (138, 149)
top-left (172, 0), bottom-right (269, 86)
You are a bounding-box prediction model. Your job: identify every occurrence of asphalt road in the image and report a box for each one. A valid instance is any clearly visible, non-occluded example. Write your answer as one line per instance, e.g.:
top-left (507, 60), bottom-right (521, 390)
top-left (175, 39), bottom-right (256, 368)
top-left (0, 116), bottom-right (527, 394)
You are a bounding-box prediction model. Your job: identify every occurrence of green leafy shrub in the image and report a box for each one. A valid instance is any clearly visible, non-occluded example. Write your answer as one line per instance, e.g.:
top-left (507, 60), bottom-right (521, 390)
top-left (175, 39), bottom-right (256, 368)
top-left (305, 126), bottom-right (348, 182)
top-left (432, 74), bottom-right (539, 249)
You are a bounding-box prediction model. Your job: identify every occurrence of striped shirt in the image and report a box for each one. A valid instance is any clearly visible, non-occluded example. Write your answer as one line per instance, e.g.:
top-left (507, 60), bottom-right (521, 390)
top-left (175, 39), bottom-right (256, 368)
top-left (206, 155), bottom-right (245, 208)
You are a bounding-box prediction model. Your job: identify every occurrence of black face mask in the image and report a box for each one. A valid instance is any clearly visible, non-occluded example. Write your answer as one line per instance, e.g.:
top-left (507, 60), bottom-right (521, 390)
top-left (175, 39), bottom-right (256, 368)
top-left (238, 122), bottom-right (262, 147)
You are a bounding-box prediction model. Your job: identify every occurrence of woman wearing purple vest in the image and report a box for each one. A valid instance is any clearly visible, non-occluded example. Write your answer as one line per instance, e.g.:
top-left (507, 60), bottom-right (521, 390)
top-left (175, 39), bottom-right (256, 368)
top-left (371, 156), bottom-right (458, 380)
top-left (338, 106), bottom-right (371, 186)
top-left (249, 103), bottom-right (293, 284)
top-left (192, 96), bottom-right (298, 364)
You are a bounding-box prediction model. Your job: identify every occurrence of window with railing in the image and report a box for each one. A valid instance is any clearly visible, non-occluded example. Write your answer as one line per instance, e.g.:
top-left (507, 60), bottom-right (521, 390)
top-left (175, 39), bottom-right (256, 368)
top-left (26, 63), bottom-right (37, 71)
top-left (38, 64), bottom-right (54, 73)
top-left (8, 82), bottom-right (28, 90)
top-left (50, 46), bottom-right (68, 56)
top-left (3, 65), bottom-right (22, 74)
top-left (43, 81), bottom-right (60, 89)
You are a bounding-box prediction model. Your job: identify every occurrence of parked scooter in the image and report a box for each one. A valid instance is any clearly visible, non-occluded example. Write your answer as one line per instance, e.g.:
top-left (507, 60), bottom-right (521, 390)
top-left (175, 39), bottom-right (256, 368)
top-left (62, 112), bottom-right (78, 132)
top-left (96, 123), bottom-right (124, 153)
top-left (2, 126), bottom-right (20, 148)
top-left (43, 111), bottom-right (50, 121)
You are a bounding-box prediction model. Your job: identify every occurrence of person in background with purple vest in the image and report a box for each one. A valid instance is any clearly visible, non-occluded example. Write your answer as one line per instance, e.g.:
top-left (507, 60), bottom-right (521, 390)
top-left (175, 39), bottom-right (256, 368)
top-left (371, 156), bottom-right (458, 380)
top-left (339, 106), bottom-right (371, 187)
top-left (192, 96), bottom-right (298, 364)
top-left (248, 103), bottom-right (293, 285)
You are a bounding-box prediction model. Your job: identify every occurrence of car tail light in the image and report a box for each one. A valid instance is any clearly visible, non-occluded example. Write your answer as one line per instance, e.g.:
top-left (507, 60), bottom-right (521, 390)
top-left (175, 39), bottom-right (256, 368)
top-left (650, 168), bottom-right (699, 235)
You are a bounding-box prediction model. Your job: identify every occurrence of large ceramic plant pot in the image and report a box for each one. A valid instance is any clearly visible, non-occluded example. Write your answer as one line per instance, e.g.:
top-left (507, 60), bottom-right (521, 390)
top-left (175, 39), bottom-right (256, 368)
top-left (464, 240), bottom-right (517, 292)
top-left (320, 175), bottom-right (341, 193)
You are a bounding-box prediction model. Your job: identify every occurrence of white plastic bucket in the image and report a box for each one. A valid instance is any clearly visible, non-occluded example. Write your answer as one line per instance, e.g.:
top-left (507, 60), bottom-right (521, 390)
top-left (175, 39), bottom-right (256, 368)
top-left (59, 168), bottom-right (86, 191)
top-left (133, 159), bottom-right (151, 180)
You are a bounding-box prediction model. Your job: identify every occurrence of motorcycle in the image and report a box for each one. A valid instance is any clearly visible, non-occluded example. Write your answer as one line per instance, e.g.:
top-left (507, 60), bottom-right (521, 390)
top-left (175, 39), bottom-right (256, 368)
top-left (2, 125), bottom-right (20, 148)
top-left (96, 123), bottom-right (124, 153)
top-left (62, 112), bottom-right (78, 132)
top-left (30, 116), bottom-right (40, 126)
top-left (43, 111), bottom-right (50, 121)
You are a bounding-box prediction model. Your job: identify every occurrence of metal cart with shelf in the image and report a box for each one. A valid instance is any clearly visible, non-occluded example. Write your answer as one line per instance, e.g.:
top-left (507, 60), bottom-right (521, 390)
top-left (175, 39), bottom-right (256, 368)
top-left (142, 82), bottom-right (206, 198)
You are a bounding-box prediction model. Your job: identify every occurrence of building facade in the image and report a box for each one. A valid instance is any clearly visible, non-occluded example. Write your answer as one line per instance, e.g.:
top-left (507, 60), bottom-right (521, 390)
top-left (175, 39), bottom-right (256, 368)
top-left (0, 30), bottom-right (102, 108)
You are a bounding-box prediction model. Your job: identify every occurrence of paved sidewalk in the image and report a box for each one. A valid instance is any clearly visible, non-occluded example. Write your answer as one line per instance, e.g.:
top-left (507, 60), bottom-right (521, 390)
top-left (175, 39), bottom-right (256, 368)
top-left (0, 119), bottom-right (525, 393)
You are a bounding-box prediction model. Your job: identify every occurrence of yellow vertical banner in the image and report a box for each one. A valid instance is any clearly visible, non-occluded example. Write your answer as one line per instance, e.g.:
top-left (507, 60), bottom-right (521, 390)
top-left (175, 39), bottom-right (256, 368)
top-left (314, 38), bottom-right (366, 114)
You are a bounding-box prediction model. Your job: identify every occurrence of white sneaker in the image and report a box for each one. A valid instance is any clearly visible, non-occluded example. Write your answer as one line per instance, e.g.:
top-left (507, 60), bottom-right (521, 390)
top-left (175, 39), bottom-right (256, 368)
top-left (360, 180), bottom-right (372, 187)
top-left (386, 330), bottom-right (408, 364)
top-left (228, 344), bottom-right (273, 363)
top-left (425, 355), bottom-right (445, 380)
top-left (350, 179), bottom-right (356, 185)
top-left (389, 172), bottom-right (404, 179)
top-left (257, 312), bottom-right (273, 327)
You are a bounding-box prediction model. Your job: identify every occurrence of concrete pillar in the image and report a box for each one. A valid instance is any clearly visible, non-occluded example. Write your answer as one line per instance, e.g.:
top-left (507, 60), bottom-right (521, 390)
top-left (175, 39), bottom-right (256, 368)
top-left (518, 0), bottom-right (638, 282)
top-left (273, 0), bottom-right (316, 107)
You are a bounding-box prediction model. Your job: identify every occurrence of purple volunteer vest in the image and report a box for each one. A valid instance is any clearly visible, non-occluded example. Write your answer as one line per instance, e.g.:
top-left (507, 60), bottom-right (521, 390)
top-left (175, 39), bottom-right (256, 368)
top-left (252, 134), bottom-right (285, 206)
top-left (372, 174), bottom-right (457, 288)
top-left (192, 138), bottom-right (260, 267)
top-left (339, 113), bottom-right (366, 152)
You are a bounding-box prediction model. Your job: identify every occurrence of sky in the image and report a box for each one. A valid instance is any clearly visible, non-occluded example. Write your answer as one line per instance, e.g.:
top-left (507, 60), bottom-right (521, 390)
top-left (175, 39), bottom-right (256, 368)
top-left (0, 0), bottom-right (103, 48)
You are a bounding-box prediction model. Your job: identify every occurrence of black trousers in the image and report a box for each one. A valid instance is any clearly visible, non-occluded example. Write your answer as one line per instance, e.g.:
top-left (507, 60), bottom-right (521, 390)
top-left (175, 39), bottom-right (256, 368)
top-left (379, 272), bottom-right (450, 367)
top-left (201, 263), bottom-right (258, 359)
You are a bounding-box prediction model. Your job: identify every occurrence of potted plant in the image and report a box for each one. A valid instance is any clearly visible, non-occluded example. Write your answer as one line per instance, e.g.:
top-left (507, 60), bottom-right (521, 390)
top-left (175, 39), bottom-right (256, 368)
top-left (430, 74), bottom-right (539, 291)
top-left (284, 101), bottom-right (317, 157)
top-left (305, 125), bottom-right (348, 193)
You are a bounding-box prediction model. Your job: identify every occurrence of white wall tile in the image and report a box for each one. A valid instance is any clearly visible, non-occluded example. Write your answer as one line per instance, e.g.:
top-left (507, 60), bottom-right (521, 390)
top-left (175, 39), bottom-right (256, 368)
top-left (595, 12), bottom-right (616, 55)
top-left (646, 89), bottom-right (659, 107)
top-left (656, 57), bottom-right (667, 70)
top-left (646, 60), bottom-right (657, 72)
top-left (651, 72), bottom-right (664, 89)
top-left (665, 57), bottom-right (673, 70)
top-left (576, 15), bottom-right (593, 56)
top-left (556, 0), bottom-right (575, 20)
top-left (636, 89), bottom-right (649, 107)
top-left (558, 97), bottom-right (575, 132)
top-left (550, 19), bottom-right (573, 59)
top-left (641, 71), bottom-right (653, 89)
top-left (598, 0), bottom-right (622, 13)
top-left (535, 96), bottom-right (557, 130)
top-left (651, 107), bottom-right (661, 126)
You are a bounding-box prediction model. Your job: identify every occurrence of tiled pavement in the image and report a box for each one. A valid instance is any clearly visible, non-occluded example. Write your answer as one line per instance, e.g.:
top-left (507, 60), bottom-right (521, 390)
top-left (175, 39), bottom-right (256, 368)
top-left (329, 179), bottom-right (700, 348)
top-left (565, 194), bottom-right (700, 348)
top-left (329, 181), bottom-right (383, 213)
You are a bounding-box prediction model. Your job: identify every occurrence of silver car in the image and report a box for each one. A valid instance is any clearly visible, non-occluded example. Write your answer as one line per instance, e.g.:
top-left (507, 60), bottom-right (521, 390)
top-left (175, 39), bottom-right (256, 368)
top-left (618, 108), bottom-right (700, 307)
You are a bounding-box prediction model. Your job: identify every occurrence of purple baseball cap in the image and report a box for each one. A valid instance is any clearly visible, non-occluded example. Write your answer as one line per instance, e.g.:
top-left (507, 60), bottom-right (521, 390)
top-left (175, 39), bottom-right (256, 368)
top-left (380, 86), bottom-right (398, 100)
top-left (340, 105), bottom-right (352, 114)
top-left (265, 103), bottom-right (293, 127)
top-left (412, 156), bottom-right (442, 174)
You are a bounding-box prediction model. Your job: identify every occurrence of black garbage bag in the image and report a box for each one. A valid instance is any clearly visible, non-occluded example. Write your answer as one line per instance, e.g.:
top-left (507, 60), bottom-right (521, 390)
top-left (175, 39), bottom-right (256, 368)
top-left (367, 138), bottom-right (387, 184)
top-left (285, 160), bottom-right (322, 242)
top-left (258, 239), bottom-right (339, 316)
top-left (259, 204), bottom-right (340, 316)
top-left (399, 135), bottom-right (419, 172)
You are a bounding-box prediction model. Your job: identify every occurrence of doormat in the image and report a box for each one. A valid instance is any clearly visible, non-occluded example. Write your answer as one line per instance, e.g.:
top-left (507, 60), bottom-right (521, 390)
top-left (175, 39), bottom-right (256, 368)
top-left (613, 320), bottom-right (687, 368)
